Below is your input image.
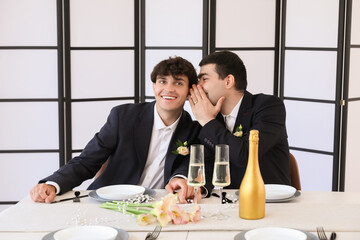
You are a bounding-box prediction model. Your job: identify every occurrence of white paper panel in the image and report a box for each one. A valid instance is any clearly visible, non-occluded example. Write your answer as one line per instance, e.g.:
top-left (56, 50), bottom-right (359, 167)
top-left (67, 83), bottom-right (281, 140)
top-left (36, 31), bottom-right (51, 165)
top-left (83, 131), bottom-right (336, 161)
top-left (284, 50), bottom-right (337, 100)
top-left (0, 153), bottom-right (59, 201)
top-left (71, 100), bottom-right (134, 149)
top-left (233, 51), bottom-right (274, 95)
top-left (216, 0), bottom-right (276, 47)
top-left (145, 0), bottom-right (202, 46)
top-left (71, 50), bottom-right (134, 98)
top-left (0, 102), bottom-right (59, 150)
top-left (183, 101), bottom-right (195, 121)
top-left (345, 101), bottom-right (360, 192)
top-left (348, 49), bottom-right (360, 98)
top-left (70, 0), bottom-right (134, 47)
top-left (290, 150), bottom-right (333, 191)
top-left (351, 0), bottom-right (360, 44)
top-left (145, 50), bottom-right (202, 96)
top-left (0, 0), bottom-right (57, 46)
top-left (0, 50), bottom-right (58, 98)
top-left (286, 0), bottom-right (339, 47)
top-left (285, 100), bottom-right (335, 152)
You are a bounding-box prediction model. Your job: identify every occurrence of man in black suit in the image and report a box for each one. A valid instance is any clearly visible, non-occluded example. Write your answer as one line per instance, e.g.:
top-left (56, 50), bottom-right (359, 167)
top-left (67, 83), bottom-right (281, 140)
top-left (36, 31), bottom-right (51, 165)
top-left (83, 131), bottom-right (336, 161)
top-left (188, 51), bottom-right (291, 189)
top-left (30, 56), bottom-right (200, 203)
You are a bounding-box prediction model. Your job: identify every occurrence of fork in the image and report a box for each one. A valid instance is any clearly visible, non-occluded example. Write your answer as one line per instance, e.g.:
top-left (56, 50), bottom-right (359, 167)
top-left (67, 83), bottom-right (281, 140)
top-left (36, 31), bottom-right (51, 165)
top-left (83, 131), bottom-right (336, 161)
top-left (145, 225), bottom-right (162, 240)
top-left (317, 227), bottom-right (329, 240)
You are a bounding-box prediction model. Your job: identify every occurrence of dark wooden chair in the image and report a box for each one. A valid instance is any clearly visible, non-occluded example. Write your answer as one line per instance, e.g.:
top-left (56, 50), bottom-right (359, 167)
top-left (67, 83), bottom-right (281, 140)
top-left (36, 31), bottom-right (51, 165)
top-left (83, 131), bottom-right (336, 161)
top-left (289, 153), bottom-right (301, 190)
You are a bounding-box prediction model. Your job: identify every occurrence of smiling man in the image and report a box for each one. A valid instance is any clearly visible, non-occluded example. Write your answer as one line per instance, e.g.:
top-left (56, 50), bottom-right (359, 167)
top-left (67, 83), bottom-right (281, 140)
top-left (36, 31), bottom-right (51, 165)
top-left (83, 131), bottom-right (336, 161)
top-left (30, 57), bottom-right (199, 204)
top-left (189, 51), bottom-right (291, 190)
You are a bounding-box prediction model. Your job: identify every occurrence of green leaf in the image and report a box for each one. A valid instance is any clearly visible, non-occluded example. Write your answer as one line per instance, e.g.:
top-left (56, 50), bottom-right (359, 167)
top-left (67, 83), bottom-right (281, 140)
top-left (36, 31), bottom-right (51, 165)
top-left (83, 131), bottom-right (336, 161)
top-left (176, 140), bottom-right (183, 147)
top-left (172, 150), bottom-right (179, 155)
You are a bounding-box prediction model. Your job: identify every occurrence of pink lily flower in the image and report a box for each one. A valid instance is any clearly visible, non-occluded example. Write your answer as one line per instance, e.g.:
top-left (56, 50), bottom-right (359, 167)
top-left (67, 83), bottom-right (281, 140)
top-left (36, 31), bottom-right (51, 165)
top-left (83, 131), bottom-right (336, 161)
top-left (137, 213), bottom-right (157, 226)
top-left (169, 204), bottom-right (190, 225)
top-left (189, 205), bottom-right (201, 223)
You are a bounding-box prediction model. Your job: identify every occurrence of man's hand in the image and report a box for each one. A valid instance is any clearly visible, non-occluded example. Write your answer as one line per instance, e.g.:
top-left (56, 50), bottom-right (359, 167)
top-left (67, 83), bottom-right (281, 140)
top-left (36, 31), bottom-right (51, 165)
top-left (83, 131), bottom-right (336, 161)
top-left (30, 183), bottom-right (56, 204)
top-left (189, 84), bottom-right (225, 126)
top-left (165, 177), bottom-right (201, 204)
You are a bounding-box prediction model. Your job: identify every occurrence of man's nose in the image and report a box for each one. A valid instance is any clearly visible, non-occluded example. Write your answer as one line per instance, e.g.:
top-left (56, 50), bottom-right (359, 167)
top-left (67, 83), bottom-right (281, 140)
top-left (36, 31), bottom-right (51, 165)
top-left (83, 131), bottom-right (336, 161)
top-left (165, 83), bottom-right (175, 92)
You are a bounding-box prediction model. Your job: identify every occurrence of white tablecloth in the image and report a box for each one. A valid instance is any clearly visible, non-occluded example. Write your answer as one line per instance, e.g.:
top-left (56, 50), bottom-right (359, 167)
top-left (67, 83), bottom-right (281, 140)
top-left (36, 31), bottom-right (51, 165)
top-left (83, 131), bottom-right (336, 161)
top-left (1, 190), bottom-right (360, 239)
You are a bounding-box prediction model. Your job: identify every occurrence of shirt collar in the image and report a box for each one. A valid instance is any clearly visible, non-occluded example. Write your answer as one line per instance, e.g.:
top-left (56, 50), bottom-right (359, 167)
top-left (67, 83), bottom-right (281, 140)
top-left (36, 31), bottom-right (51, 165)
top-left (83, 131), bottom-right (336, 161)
top-left (222, 95), bottom-right (243, 119)
top-left (153, 105), bottom-right (182, 131)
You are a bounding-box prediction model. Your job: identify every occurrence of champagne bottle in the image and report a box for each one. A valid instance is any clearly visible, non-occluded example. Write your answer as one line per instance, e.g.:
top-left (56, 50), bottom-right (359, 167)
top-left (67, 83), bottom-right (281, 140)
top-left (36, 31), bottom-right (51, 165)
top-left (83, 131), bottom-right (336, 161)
top-left (239, 130), bottom-right (265, 219)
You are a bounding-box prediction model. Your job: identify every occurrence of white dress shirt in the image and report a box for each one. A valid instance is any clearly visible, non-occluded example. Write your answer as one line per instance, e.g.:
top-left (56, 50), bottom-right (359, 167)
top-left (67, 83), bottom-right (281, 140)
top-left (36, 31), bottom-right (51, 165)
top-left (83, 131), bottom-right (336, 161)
top-left (48, 104), bottom-right (181, 194)
top-left (222, 96), bottom-right (243, 132)
top-left (137, 105), bottom-right (181, 189)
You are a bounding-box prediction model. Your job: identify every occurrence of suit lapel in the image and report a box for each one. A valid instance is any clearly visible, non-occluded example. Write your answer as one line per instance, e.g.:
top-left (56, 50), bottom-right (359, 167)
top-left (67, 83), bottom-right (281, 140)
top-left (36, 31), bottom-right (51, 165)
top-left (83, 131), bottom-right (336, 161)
top-left (234, 91), bottom-right (253, 134)
top-left (134, 102), bottom-right (155, 165)
top-left (164, 111), bottom-right (192, 180)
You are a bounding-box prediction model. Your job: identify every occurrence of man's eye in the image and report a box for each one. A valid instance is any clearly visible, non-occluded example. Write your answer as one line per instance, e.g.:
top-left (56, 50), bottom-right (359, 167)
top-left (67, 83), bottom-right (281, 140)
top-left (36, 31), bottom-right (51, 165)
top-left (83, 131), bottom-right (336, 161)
top-left (159, 80), bottom-right (166, 84)
top-left (176, 82), bottom-right (183, 86)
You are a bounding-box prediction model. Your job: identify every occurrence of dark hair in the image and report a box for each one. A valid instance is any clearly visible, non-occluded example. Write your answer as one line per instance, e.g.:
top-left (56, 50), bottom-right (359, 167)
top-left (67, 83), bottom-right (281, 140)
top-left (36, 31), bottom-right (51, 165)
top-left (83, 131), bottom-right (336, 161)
top-left (151, 56), bottom-right (198, 88)
top-left (199, 51), bottom-right (247, 91)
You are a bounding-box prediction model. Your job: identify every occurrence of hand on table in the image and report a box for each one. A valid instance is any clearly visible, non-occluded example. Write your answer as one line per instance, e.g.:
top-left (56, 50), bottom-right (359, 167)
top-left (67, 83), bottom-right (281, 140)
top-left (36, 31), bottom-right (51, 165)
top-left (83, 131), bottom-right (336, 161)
top-left (30, 183), bottom-right (56, 204)
top-left (165, 177), bottom-right (201, 204)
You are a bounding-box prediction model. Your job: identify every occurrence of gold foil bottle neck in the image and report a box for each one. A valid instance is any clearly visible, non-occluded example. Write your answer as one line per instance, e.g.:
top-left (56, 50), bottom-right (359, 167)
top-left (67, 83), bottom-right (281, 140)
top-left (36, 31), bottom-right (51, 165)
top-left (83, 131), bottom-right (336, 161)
top-left (249, 130), bottom-right (259, 142)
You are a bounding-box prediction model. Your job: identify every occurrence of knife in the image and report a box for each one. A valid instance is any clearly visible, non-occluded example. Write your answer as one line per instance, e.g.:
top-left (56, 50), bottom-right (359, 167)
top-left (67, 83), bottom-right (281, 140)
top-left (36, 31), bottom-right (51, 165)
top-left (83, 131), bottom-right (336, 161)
top-left (51, 194), bottom-right (88, 203)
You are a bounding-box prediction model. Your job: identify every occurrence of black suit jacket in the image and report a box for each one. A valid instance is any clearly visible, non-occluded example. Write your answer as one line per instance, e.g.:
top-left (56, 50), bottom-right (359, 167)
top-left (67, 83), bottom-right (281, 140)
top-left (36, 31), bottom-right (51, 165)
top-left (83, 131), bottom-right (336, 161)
top-left (199, 91), bottom-right (291, 189)
top-left (41, 102), bottom-right (199, 194)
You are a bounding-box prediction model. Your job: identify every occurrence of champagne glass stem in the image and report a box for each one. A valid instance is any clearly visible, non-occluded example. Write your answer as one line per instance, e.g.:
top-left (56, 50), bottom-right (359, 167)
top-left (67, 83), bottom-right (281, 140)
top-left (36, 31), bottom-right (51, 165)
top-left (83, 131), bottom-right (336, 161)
top-left (194, 187), bottom-right (199, 204)
top-left (219, 187), bottom-right (223, 205)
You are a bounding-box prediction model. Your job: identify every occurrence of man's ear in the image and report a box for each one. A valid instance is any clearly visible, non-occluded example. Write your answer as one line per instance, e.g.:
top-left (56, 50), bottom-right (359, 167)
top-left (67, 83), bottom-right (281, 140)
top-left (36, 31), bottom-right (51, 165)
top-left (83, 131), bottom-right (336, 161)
top-left (225, 74), bottom-right (236, 89)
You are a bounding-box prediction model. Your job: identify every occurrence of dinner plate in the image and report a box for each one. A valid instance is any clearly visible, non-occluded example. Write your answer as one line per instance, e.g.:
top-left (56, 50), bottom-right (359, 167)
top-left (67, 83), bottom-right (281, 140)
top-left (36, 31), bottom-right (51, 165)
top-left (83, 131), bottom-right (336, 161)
top-left (53, 226), bottom-right (117, 240)
top-left (42, 227), bottom-right (128, 240)
top-left (265, 184), bottom-right (297, 200)
top-left (234, 228), bottom-right (317, 240)
top-left (235, 184), bottom-right (300, 203)
top-left (96, 185), bottom-right (145, 200)
top-left (89, 187), bottom-right (156, 202)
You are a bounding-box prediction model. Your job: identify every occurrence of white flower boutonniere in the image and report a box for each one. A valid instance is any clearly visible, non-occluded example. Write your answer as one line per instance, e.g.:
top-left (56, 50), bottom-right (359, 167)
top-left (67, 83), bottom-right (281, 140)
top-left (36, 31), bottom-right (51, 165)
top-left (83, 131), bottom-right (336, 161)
top-left (172, 140), bottom-right (189, 156)
top-left (233, 124), bottom-right (244, 137)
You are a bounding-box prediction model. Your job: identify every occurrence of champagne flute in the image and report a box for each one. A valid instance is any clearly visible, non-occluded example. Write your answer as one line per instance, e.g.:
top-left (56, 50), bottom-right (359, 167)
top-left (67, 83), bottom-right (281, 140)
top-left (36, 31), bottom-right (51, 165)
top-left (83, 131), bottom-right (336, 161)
top-left (187, 144), bottom-right (205, 204)
top-left (212, 144), bottom-right (231, 220)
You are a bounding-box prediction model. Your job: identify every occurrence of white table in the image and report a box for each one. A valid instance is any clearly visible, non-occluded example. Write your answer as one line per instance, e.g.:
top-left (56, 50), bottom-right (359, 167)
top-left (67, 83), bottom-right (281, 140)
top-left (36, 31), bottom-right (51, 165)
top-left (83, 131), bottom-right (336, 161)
top-left (1, 190), bottom-right (360, 239)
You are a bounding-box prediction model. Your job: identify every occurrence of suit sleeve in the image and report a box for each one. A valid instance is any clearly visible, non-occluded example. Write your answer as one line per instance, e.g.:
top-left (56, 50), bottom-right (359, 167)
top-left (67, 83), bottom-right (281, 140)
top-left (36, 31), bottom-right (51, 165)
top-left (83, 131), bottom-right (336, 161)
top-left (40, 107), bottom-right (120, 194)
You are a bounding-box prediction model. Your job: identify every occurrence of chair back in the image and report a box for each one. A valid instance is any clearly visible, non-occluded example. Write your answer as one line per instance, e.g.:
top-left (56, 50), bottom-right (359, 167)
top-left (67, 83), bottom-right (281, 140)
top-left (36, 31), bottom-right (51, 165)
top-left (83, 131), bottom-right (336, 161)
top-left (289, 153), bottom-right (301, 190)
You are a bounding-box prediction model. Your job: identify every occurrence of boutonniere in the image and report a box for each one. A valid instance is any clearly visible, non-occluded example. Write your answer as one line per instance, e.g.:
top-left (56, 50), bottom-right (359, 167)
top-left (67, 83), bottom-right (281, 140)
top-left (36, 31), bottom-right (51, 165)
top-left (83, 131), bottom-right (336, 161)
top-left (172, 140), bottom-right (189, 156)
top-left (233, 124), bottom-right (244, 137)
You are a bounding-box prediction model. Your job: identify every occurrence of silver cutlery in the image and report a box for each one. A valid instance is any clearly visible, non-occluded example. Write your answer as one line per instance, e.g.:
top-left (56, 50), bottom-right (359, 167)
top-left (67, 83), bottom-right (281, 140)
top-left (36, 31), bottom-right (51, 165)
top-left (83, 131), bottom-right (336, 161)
top-left (317, 227), bottom-right (329, 240)
top-left (52, 191), bottom-right (88, 203)
top-left (145, 225), bottom-right (161, 240)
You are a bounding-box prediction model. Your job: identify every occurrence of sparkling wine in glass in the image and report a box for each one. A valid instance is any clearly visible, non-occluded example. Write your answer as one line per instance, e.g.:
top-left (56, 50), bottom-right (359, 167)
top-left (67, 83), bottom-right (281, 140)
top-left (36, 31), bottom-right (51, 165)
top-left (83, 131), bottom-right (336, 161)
top-left (212, 144), bottom-right (231, 219)
top-left (187, 144), bottom-right (205, 204)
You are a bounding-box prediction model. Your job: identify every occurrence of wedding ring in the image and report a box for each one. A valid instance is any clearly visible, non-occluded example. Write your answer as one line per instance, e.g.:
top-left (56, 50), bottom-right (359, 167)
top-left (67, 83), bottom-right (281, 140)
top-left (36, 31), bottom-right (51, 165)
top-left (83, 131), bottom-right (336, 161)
top-left (194, 100), bottom-right (198, 104)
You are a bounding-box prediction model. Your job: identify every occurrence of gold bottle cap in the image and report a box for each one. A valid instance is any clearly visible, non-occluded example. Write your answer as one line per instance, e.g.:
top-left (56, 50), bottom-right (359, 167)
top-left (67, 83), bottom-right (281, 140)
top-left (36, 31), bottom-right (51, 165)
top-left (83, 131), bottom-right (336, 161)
top-left (249, 130), bottom-right (259, 142)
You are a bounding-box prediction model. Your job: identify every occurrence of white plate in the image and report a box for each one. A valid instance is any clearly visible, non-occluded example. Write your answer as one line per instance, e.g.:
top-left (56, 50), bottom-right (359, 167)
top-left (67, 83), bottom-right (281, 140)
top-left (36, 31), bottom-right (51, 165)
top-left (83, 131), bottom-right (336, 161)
top-left (43, 227), bottom-right (128, 240)
top-left (96, 185), bottom-right (145, 200)
top-left (244, 227), bottom-right (307, 240)
top-left (53, 226), bottom-right (118, 240)
top-left (89, 187), bottom-right (156, 202)
top-left (265, 184), bottom-right (297, 200)
top-left (234, 229), bottom-right (317, 240)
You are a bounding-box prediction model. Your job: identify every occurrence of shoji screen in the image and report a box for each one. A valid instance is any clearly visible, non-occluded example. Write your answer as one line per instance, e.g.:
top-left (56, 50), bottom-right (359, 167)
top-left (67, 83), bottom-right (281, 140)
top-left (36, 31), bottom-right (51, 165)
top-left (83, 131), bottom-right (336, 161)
top-left (344, 0), bottom-right (360, 192)
top-left (65, 0), bottom-right (138, 161)
top-left (143, 0), bottom-right (206, 117)
top-left (213, 0), bottom-right (279, 95)
top-left (282, 0), bottom-right (343, 191)
top-left (0, 0), bottom-right (62, 209)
